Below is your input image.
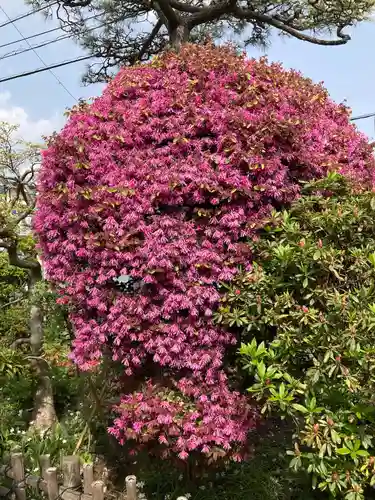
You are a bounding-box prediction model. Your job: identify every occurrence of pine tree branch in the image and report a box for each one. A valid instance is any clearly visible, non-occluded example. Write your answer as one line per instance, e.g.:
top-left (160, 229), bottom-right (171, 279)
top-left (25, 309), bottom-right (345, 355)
top-left (137, 18), bottom-right (164, 61)
top-left (189, 0), bottom-right (237, 27)
top-left (155, 0), bottom-right (182, 30)
top-left (169, 0), bottom-right (200, 13)
top-left (28, 0), bottom-right (360, 83)
top-left (61, 0), bottom-right (92, 6)
top-left (232, 7), bottom-right (350, 45)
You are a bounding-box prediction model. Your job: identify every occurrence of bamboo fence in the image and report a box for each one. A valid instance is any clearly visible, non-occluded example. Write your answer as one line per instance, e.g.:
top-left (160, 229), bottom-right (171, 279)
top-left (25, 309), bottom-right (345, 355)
top-left (0, 453), bottom-right (186, 500)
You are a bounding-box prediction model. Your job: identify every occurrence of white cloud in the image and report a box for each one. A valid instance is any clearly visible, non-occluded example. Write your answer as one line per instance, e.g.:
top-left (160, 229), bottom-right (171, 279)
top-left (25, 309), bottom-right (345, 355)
top-left (0, 91), bottom-right (65, 142)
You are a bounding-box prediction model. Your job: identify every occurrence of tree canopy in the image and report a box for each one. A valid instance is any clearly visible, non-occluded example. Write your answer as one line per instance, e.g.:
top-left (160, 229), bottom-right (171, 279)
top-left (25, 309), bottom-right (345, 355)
top-left (27, 0), bottom-right (375, 83)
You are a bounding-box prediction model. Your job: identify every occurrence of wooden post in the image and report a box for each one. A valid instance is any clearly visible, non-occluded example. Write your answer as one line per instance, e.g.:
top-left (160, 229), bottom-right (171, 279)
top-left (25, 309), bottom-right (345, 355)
top-left (125, 475), bottom-right (137, 500)
top-left (40, 454), bottom-right (51, 480)
top-left (11, 452), bottom-right (26, 500)
top-left (83, 463), bottom-right (94, 494)
top-left (45, 467), bottom-right (59, 500)
top-left (62, 456), bottom-right (81, 488)
top-left (91, 480), bottom-right (105, 500)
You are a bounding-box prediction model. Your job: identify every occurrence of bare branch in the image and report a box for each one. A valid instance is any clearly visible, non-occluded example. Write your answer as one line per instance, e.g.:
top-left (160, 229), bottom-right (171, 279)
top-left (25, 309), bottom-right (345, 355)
top-left (136, 19), bottom-right (164, 61)
top-left (1, 297), bottom-right (27, 310)
top-left (10, 338), bottom-right (31, 349)
top-left (7, 243), bottom-right (40, 271)
top-left (15, 202), bottom-right (36, 225)
top-left (21, 165), bottom-right (36, 184)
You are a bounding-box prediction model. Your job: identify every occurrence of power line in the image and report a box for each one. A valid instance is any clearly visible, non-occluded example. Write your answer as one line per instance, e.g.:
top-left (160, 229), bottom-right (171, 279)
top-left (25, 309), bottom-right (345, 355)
top-left (0, 54), bottom-right (94, 84)
top-left (0, 1), bottom-right (58, 29)
top-left (0, 5), bottom-right (78, 102)
top-left (0, 18), bottom-right (109, 61)
top-left (0, 25), bottom-right (61, 50)
top-left (350, 112), bottom-right (375, 122)
top-left (0, 33), bottom-right (71, 60)
top-left (350, 111), bottom-right (375, 139)
top-left (0, 13), bottom-right (98, 51)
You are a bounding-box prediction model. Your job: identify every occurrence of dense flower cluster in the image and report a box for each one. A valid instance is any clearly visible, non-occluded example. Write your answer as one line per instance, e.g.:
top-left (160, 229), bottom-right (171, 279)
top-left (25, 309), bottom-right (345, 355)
top-left (35, 44), bottom-right (375, 459)
top-left (109, 374), bottom-right (253, 460)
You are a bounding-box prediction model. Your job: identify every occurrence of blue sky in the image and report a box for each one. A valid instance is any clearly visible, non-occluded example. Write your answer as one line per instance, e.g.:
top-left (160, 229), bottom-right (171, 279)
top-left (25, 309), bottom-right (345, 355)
top-left (0, 0), bottom-right (374, 141)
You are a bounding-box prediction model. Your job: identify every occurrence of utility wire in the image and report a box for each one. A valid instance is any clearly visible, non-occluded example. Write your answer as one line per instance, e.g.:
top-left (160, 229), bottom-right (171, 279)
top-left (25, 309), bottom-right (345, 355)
top-left (350, 112), bottom-right (375, 122)
top-left (0, 1), bottom-right (58, 29)
top-left (0, 24), bottom-right (62, 50)
top-left (0, 54), bottom-right (94, 84)
top-left (0, 13), bottom-right (98, 51)
top-left (350, 111), bottom-right (375, 139)
top-left (0, 33), bottom-right (72, 60)
top-left (0, 4), bottom-right (78, 101)
top-left (0, 20), bottom-right (107, 61)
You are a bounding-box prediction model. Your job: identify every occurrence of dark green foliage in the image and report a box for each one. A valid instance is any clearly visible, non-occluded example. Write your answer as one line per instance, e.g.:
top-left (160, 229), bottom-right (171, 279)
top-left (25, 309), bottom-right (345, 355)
top-left (0, 374), bottom-right (36, 456)
top-left (115, 424), bottom-right (318, 500)
top-left (0, 252), bottom-right (28, 303)
top-left (0, 252), bottom-right (29, 344)
top-left (217, 173), bottom-right (375, 499)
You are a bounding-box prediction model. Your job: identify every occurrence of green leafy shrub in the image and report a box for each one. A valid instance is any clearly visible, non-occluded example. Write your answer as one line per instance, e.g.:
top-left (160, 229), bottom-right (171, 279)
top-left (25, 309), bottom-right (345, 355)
top-left (0, 252), bottom-right (30, 344)
top-left (1, 415), bottom-right (90, 470)
top-left (0, 252), bottom-right (28, 303)
top-left (108, 421), bottom-right (314, 500)
top-left (217, 173), bottom-right (375, 499)
top-left (0, 371), bottom-right (36, 457)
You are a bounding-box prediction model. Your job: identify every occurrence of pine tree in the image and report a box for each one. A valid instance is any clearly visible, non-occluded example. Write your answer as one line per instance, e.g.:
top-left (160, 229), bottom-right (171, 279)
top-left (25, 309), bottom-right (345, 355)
top-left (28, 0), bottom-right (375, 83)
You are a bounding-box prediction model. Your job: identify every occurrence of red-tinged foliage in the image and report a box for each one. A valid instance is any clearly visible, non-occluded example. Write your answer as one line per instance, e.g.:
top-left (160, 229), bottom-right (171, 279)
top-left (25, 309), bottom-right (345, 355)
top-left (35, 44), bottom-right (375, 460)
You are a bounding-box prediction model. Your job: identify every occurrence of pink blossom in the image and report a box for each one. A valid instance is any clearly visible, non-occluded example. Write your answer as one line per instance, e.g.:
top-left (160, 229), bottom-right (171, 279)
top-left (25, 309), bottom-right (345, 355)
top-left (35, 44), bottom-right (375, 461)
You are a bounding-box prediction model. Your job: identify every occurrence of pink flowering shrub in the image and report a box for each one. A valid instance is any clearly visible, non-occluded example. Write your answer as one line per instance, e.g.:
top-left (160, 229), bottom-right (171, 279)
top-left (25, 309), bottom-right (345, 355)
top-left (35, 44), bottom-right (375, 461)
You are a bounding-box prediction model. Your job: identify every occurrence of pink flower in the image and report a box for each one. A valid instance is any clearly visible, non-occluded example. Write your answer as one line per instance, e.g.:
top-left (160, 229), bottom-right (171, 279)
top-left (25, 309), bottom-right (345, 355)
top-left (35, 44), bottom-right (375, 462)
top-left (133, 422), bottom-right (143, 433)
top-left (178, 451), bottom-right (189, 460)
top-left (158, 435), bottom-right (168, 445)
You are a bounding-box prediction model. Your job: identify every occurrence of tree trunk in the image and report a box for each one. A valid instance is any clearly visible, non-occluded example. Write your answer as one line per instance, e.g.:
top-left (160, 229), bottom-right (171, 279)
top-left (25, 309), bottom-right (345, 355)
top-left (31, 368), bottom-right (57, 433)
top-left (29, 267), bottom-right (57, 433)
top-left (170, 24), bottom-right (190, 51)
top-left (154, 0), bottom-right (190, 52)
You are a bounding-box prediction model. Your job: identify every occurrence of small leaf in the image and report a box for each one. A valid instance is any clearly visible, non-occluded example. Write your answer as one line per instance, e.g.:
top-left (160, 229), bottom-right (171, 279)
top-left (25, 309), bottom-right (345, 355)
top-left (313, 250), bottom-right (321, 261)
top-left (318, 443), bottom-right (327, 458)
top-left (292, 403), bottom-right (308, 414)
top-left (356, 450), bottom-right (369, 457)
top-left (257, 361), bottom-right (266, 379)
top-left (336, 447), bottom-right (350, 455)
top-left (331, 429), bottom-right (341, 444)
